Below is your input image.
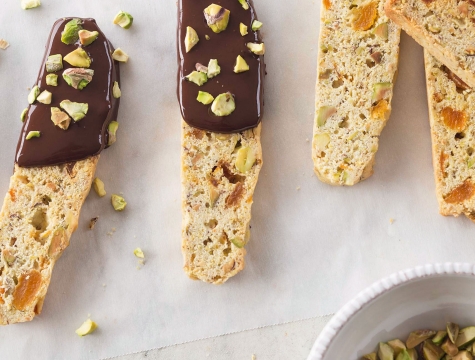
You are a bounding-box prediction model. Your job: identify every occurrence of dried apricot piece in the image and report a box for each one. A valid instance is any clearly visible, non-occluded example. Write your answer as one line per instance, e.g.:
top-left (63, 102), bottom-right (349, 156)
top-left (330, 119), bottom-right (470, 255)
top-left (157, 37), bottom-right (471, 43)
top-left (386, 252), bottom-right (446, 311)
top-left (444, 180), bottom-right (475, 204)
top-left (0, 287), bottom-right (5, 305)
top-left (323, 0), bottom-right (331, 10)
top-left (352, 2), bottom-right (378, 31)
top-left (439, 151), bottom-right (448, 177)
top-left (371, 100), bottom-right (390, 120)
top-left (12, 270), bottom-right (42, 311)
top-left (441, 107), bottom-right (468, 131)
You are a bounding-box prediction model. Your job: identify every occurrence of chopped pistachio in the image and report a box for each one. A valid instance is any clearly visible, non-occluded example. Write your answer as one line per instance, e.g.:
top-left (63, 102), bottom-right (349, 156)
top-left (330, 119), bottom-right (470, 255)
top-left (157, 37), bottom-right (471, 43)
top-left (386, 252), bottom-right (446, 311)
top-left (196, 63), bottom-right (208, 73)
top-left (317, 106), bottom-right (337, 127)
top-left (78, 30), bottom-right (99, 46)
top-left (61, 19), bottom-right (83, 45)
top-left (235, 146), bottom-right (256, 173)
top-left (134, 248), bottom-right (145, 258)
top-left (372, 82), bottom-right (392, 103)
top-left (20, 108), bottom-right (28, 122)
top-left (27, 85), bottom-right (40, 104)
top-left (406, 330), bottom-right (436, 349)
top-left (207, 59), bottom-right (221, 78)
top-left (378, 342), bottom-right (394, 360)
top-left (45, 54), bottom-right (63, 73)
top-left (373, 22), bottom-right (389, 40)
top-left (93, 178), bottom-right (106, 197)
top-left (113, 81), bottom-right (121, 98)
top-left (455, 327), bottom-right (475, 348)
top-left (37, 90), bottom-right (52, 105)
top-left (247, 42), bottom-right (266, 55)
top-left (204, 4), bottom-right (231, 33)
top-left (111, 194), bottom-right (127, 211)
top-left (234, 55), bottom-right (249, 73)
top-left (63, 68), bottom-right (94, 90)
top-left (60, 100), bottom-right (88, 121)
top-left (205, 35), bottom-right (210, 40)
top-left (362, 353), bottom-right (377, 360)
top-left (447, 322), bottom-right (460, 344)
top-left (197, 91), bottom-right (214, 105)
top-left (238, 0), bottom-right (250, 10)
top-left (240, 23), bottom-right (249, 36)
top-left (112, 48), bottom-right (129, 63)
top-left (113, 11), bottom-right (134, 29)
top-left (108, 121), bottom-right (119, 146)
top-left (51, 107), bottom-right (71, 130)
top-left (46, 74), bottom-right (58, 86)
top-left (21, 0), bottom-right (40, 10)
top-left (185, 71), bottom-right (208, 86)
top-left (64, 48), bottom-right (91, 68)
top-left (185, 26), bottom-right (199, 53)
top-left (75, 319), bottom-right (97, 337)
top-left (251, 20), bottom-right (263, 31)
top-left (26, 131), bottom-right (40, 140)
top-left (231, 237), bottom-right (246, 248)
top-left (468, 158), bottom-right (475, 169)
top-left (211, 92), bottom-right (235, 116)
top-left (314, 133), bottom-right (331, 151)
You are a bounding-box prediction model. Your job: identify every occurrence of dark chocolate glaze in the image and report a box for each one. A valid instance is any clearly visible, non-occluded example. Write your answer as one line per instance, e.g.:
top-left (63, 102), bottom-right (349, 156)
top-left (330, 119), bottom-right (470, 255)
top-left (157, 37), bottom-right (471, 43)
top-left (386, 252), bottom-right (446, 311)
top-left (177, 0), bottom-right (265, 133)
top-left (16, 18), bottom-right (120, 167)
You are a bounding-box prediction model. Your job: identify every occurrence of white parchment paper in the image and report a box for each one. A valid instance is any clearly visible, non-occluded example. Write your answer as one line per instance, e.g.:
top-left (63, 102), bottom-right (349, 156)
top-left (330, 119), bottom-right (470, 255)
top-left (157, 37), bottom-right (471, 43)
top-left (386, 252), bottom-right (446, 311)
top-left (0, 0), bottom-right (474, 359)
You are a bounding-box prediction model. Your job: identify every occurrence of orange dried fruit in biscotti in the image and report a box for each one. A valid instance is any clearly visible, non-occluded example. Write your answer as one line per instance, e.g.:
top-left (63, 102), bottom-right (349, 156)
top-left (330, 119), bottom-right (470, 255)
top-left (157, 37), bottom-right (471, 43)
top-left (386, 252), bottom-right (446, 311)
top-left (352, 2), bottom-right (378, 31)
top-left (12, 270), bottom-right (42, 311)
top-left (441, 107), bottom-right (468, 131)
top-left (323, 0), bottom-right (331, 10)
top-left (444, 180), bottom-right (475, 204)
top-left (439, 152), bottom-right (448, 177)
top-left (371, 100), bottom-right (390, 120)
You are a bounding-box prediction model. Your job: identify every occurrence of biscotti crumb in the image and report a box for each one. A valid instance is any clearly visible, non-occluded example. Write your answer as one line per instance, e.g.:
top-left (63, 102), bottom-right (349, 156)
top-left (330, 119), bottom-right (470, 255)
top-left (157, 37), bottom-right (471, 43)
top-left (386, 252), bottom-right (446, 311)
top-left (389, 218), bottom-right (394, 224)
top-left (89, 217), bottom-right (99, 229)
top-left (0, 39), bottom-right (9, 50)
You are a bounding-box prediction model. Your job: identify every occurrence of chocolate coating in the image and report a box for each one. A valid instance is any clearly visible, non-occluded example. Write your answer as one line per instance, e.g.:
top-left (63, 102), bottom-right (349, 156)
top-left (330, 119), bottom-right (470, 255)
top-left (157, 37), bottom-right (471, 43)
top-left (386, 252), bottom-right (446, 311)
top-left (177, 0), bottom-right (265, 133)
top-left (16, 18), bottom-right (120, 167)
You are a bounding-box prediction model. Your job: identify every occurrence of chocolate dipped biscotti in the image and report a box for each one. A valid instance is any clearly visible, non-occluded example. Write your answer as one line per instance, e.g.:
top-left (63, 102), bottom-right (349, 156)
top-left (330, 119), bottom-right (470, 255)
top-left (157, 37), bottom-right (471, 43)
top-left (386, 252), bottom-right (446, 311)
top-left (178, 1), bottom-right (265, 284)
top-left (0, 18), bottom-right (121, 324)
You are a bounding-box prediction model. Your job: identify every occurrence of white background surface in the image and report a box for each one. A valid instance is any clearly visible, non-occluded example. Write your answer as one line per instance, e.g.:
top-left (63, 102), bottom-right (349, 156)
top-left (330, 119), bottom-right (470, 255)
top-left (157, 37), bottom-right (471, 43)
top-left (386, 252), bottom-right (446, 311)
top-left (0, 0), bottom-right (474, 359)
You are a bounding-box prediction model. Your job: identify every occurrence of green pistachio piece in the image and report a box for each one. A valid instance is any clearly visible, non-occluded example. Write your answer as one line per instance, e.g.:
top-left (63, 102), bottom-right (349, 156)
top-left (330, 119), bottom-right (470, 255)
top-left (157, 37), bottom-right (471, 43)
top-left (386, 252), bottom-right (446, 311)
top-left (378, 342), bottom-right (395, 360)
top-left (113, 11), bottom-right (134, 29)
top-left (204, 4), bottom-right (230, 33)
top-left (28, 85), bottom-right (40, 104)
top-left (235, 146), bottom-right (256, 173)
top-left (234, 55), bottom-right (249, 73)
top-left (455, 327), bottom-right (475, 349)
top-left (78, 30), bottom-right (99, 46)
top-left (252, 20), bottom-right (263, 31)
top-left (75, 319), bottom-right (97, 337)
top-left (247, 42), bottom-right (266, 55)
top-left (113, 81), bottom-right (121, 98)
top-left (432, 331), bottom-right (447, 346)
top-left (46, 74), bottom-right (58, 86)
top-left (37, 90), bottom-right (52, 104)
top-left (185, 26), bottom-right (200, 53)
top-left (134, 248), bottom-right (145, 258)
top-left (21, 0), bottom-right (40, 10)
top-left (211, 92), bottom-right (235, 116)
top-left (185, 71), bottom-right (208, 86)
top-left (207, 59), bottom-right (221, 78)
top-left (441, 338), bottom-right (459, 357)
top-left (422, 340), bottom-right (445, 360)
top-left (64, 48), bottom-right (91, 68)
top-left (108, 121), bottom-right (119, 146)
top-left (196, 63), bottom-right (208, 73)
top-left (231, 237), bottom-right (246, 248)
top-left (448, 323), bottom-right (460, 344)
top-left (26, 131), bottom-right (40, 140)
top-left (111, 194), bottom-right (127, 211)
top-left (468, 158), bottom-right (475, 169)
top-left (62, 68), bottom-right (94, 90)
top-left (362, 353), bottom-right (377, 360)
top-left (406, 330), bottom-right (436, 349)
top-left (20, 108), bottom-right (28, 122)
top-left (314, 133), bottom-right (331, 151)
top-left (317, 106), bottom-right (337, 127)
top-left (374, 22), bottom-right (389, 40)
top-left (60, 100), bottom-right (88, 121)
top-left (388, 339), bottom-right (407, 356)
top-left (61, 19), bottom-right (83, 45)
top-left (395, 350), bottom-right (411, 360)
top-left (453, 351), bottom-right (473, 360)
top-left (238, 0), bottom-right (250, 10)
top-left (372, 82), bottom-right (393, 103)
top-left (197, 91), bottom-right (214, 105)
top-left (240, 23), bottom-right (249, 36)
top-left (112, 48), bottom-right (129, 63)
top-left (50, 107), bottom-right (71, 130)
top-left (93, 178), bottom-right (106, 197)
top-left (45, 54), bottom-right (63, 73)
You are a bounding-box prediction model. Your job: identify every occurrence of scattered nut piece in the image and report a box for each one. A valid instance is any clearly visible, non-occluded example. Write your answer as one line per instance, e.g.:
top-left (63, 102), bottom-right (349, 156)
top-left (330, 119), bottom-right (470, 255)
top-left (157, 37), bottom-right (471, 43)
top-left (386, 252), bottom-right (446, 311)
top-left (113, 11), bottom-right (134, 29)
top-left (251, 20), bottom-right (263, 31)
top-left (78, 30), bottom-right (99, 46)
top-left (63, 68), bottom-right (94, 90)
top-left (93, 178), bottom-right (106, 197)
top-left (238, 0), bottom-right (250, 10)
top-left (60, 100), bottom-right (88, 121)
top-left (112, 48), bottom-right (129, 63)
top-left (234, 55), bottom-right (250, 73)
top-left (207, 59), bottom-right (221, 78)
top-left (235, 146), bottom-right (256, 173)
top-left (197, 91), bottom-right (214, 105)
top-left (75, 319), bottom-right (97, 337)
top-left (89, 217), bottom-right (99, 230)
top-left (26, 131), bottom-right (40, 140)
top-left (20, 108), bottom-right (28, 122)
top-left (0, 39), bottom-right (10, 50)
top-left (240, 23), bottom-right (249, 36)
top-left (316, 106), bottom-right (337, 127)
top-left (314, 133), bottom-right (331, 151)
top-left (373, 22), bottom-right (389, 40)
top-left (111, 194), bottom-right (127, 211)
top-left (205, 35), bottom-right (210, 40)
top-left (46, 74), bottom-right (58, 86)
top-left (45, 54), bottom-right (63, 73)
top-left (51, 107), bottom-right (71, 130)
top-left (108, 121), bottom-right (119, 146)
top-left (61, 19), bottom-right (82, 45)
top-left (185, 26), bottom-right (199, 53)
top-left (113, 81), bottom-right (121, 98)
top-left (185, 71), bottom-right (208, 86)
top-left (37, 90), bottom-right (52, 104)
top-left (372, 82), bottom-right (392, 103)
top-left (204, 4), bottom-right (231, 33)
top-left (21, 0), bottom-right (40, 10)
top-left (465, 47), bottom-right (475, 56)
top-left (28, 85), bottom-right (40, 104)
top-left (247, 42), bottom-right (266, 55)
top-left (134, 248), bottom-right (145, 258)
top-left (231, 237), bottom-right (246, 248)
top-left (195, 63), bottom-right (208, 73)
top-left (211, 92), bottom-right (235, 116)
top-left (427, 24), bottom-right (441, 33)
top-left (64, 48), bottom-right (91, 68)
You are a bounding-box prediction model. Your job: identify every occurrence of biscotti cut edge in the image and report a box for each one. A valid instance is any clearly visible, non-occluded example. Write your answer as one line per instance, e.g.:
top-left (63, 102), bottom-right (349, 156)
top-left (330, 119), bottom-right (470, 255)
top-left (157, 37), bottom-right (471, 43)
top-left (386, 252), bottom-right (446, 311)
top-left (181, 121), bottom-right (262, 284)
top-left (0, 157), bottom-right (98, 324)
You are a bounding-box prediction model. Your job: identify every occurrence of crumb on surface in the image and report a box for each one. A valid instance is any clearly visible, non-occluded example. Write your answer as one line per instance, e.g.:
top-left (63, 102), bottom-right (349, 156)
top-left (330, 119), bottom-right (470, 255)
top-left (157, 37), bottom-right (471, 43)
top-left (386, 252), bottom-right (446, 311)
top-left (0, 39), bottom-right (9, 50)
top-left (389, 218), bottom-right (395, 224)
top-left (296, 186), bottom-right (301, 191)
top-left (89, 217), bottom-right (99, 230)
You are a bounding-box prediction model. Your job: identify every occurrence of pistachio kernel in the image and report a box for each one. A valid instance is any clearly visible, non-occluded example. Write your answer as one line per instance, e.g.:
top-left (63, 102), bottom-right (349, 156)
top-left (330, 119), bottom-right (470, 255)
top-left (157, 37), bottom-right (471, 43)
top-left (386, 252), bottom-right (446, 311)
top-left (20, 108), bottom-right (28, 122)
top-left (207, 59), bottom-right (221, 78)
top-left (197, 91), bottom-right (214, 105)
top-left (45, 54), bottom-right (63, 73)
top-left (211, 92), bottom-right (236, 116)
top-left (247, 42), bottom-right (266, 55)
top-left (64, 48), bottom-right (91, 68)
top-left (78, 30), bottom-right (99, 46)
top-left (372, 82), bottom-right (392, 103)
top-left (204, 4), bottom-right (231, 33)
top-left (59, 100), bottom-right (88, 121)
top-left (234, 55), bottom-right (249, 73)
top-left (235, 146), bottom-right (256, 173)
top-left (111, 194), bottom-right (127, 211)
top-left (28, 85), bottom-right (40, 104)
top-left (205, 35), bottom-right (210, 40)
top-left (46, 74), bottom-right (58, 86)
top-left (63, 68), bottom-right (94, 90)
top-left (61, 19), bottom-right (83, 45)
top-left (113, 11), bottom-right (134, 29)
top-left (317, 106), bottom-right (337, 127)
top-left (196, 63), bottom-right (208, 73)
top-left (134, 248), bottom-right (145, 258)
top-left (75, 319), bottom-right (98, 337)
top-left (36, 90), bottom-right (52, 105)
top-left (185, 26), bottom-right (200, 53)
top-left (185, 71), bottom-right (208, 86)
top-left (26, 131), bottom-right (41, 140)
top-left (113, 81), bottom-right (121, 98)
top-left (231, 237), bottom-right (246, 248)
top-left (21, 0), bottom-right (41, 10)
top-left (51, 107), bottom-right (71, 130)
top-left (112, 48), bottom-right (129, 63)
top-left (238, 0), bottom-right (250, 10)
top-left (240, 23), bottom-right (249, 36)
top-left (108, 121), bottom-right (119, 146)
top-left (93, 178), bottom-right (106, 197)
top-left (251, 20), bottom-right (263, 31)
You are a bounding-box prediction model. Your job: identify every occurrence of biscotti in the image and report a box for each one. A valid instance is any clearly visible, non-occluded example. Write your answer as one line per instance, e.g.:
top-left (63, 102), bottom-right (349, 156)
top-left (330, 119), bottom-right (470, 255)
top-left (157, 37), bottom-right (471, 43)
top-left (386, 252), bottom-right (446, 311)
top-left (313, 0), bottom-right (401, 185)
top-left (424, 51), bottom-right (475, 221)
top-left (385, 0), bottom-right (475, 89)
top-left (0, 159), bottom-right (97, 324)
top-left (181, 123), bottom-right (262, 284)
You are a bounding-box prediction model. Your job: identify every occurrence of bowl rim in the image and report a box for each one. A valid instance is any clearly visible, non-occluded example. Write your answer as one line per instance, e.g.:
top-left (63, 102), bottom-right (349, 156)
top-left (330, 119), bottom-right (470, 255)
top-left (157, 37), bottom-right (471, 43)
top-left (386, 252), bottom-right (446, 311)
top-left (306, 262), bottom-right (475, 360)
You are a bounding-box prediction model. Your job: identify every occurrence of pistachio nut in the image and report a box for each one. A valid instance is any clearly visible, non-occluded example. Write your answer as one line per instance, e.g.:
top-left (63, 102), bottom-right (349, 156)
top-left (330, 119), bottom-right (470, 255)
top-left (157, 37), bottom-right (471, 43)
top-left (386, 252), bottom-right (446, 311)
top-left (432, 331), bottom-right (447, 346)
top-left (113, 81), bottom-right (121, 98)
top-left (75, 319), bottom-right (97, 337)
top-left (406, 330), bottom-right (436, 349)
top-left (26, 131), bottom-right (41, 140)
top-left (238, 0), bottom-right (250, 9)
top-left (247, 42), bottom-right (265, 55)
top-left (378, 342), bottom-right (394, 360)
top-left (46, 74), bottom-right (58, 86)
top-left (373, 22), bottom-right (389, 40)
top-left (240, 23), bottom-right (248, 36)
top-left (234, 55), bottom-right (249, 73)
top-left (455, 327), bottom-right (475, 348)
top-left (28, 85), bottom-right (40, 104)
top-left (196, 63), bottom-right (208, 73)
top-left (21, 0), bottom-right (41, 10)
top-left (231, 237), bottom-right (246, 248)
top-left (372, 82), bottom-right (392, 104)
top-left (112, 48), bottom-right (129, 63)
top-left (61, 19), bottom-right (83, 45)
top-left (235, 146), bottom-right (256, 173)
top-left (317, 106), bottom-right (336, 127)
top-left (362, 353), bottom-right (377, 360)
top-left (185, 26), bottom-right (199, 53)
top-left (36, 90), bottom-right (52, 104)
top-left (20, 108), bottom-right (28, 122)
top-left (134, 248), bottom-right (145, 258)
top-left (63, 68), bottom-right (94, 90)
top-left (51, 107), bottom-right (71, 130)
top-left (113, 11), bottom-right (134, 29)
top-left (251, 20), bottom-right (263, 31)
top-left (207, 59), bottom-right (221, 78)
top-left (93, 178), bottom-right (106, 197)
top-left (447, 322), bottom-right (460, 344)
top-left (211, 92), bottom-right (235, 116)
top-left (60, 100), bottom-right (88, 121)
top-left (111, 194), bottom-right (127, 211)
top-left (64, 48), bottom-right (92, 68)
top-left (78, 30), bottom-right (99, 46)
top-left (197, 91), bottom-right (214, 105)
top-left (45, 54), bottom-right (63, 73)
top-left (108, 121), bottom-right (119, 146)
top-left (314, 133), bottom-right (331, 151)
top-left (185, 71), bottom-right (208, 86)
top-left (204, 4), bottom-right (231, 33)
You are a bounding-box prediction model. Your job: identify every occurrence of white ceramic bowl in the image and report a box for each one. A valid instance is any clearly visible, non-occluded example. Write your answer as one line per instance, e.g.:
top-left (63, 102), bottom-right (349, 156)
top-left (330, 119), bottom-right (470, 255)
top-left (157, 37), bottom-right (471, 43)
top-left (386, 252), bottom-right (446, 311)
top-left (307, 263), bottom-right (475, 360)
